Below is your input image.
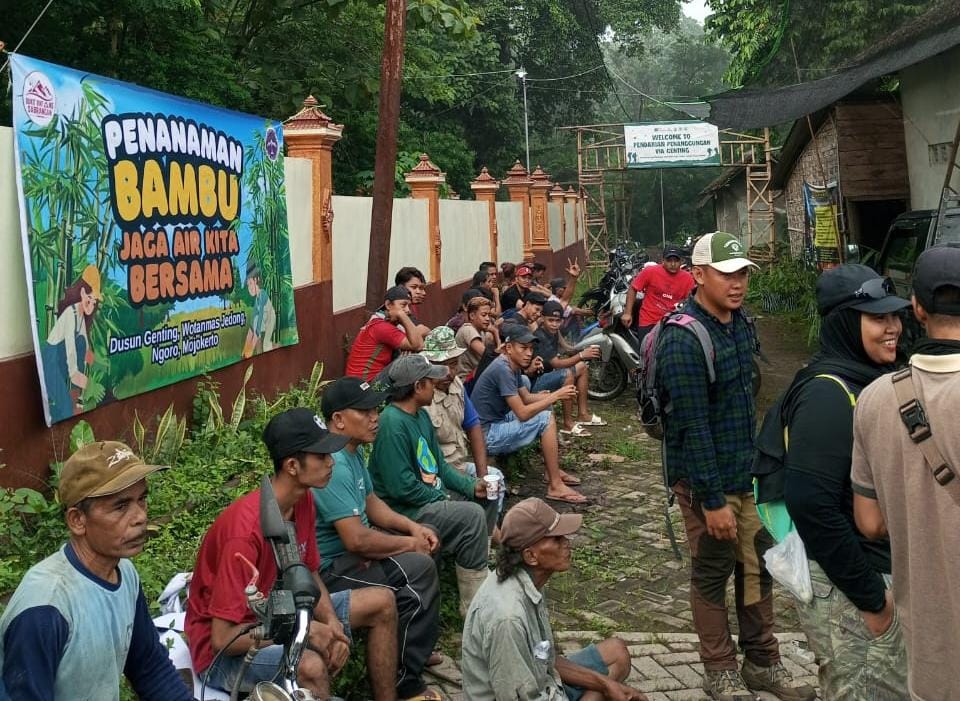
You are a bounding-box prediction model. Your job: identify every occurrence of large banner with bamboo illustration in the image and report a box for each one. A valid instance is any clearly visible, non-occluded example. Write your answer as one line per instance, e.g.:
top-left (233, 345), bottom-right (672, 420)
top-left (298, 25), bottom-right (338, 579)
top-left (11, 55), bottom-right (298, 426)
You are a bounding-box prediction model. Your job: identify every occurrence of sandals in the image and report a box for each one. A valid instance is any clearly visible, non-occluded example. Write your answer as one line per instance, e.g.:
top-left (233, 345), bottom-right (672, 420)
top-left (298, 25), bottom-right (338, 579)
top-left (542, 473), bottom-right (581, 486)
top-left (577, 414), bottom-right (607, 426)
top-left (545, 491), bottom-right (589, 505)
top-left (560, 424), bottom-right (592, 437)
top-left (426, 651), bottom-right (443, 666)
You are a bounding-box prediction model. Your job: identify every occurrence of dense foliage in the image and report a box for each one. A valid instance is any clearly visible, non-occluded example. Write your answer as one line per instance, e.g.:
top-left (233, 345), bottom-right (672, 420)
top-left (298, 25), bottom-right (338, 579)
top-left (705, 0), bottom-right (940, 87)
top-left (3, 0), bottom-right (686, 199)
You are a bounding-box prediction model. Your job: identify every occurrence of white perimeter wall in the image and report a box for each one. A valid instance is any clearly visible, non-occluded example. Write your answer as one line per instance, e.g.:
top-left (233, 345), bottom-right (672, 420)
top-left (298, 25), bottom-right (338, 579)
top-left (496, 201), bottom-right (525, 263)
top-left (548, 202), bottom-right (563, 251)
top-left (440, 200), bottom-right (488, 287)
top-left (330, 196), bottom-right (429, 313)
top-left (901, 45), bottom-right (960, 210)
top-left (1, 128), bottom-right (45, 360)
top-left (285, 157), bottom-right (314, 288)
top-left (564, 202), bottom-right (577, 244)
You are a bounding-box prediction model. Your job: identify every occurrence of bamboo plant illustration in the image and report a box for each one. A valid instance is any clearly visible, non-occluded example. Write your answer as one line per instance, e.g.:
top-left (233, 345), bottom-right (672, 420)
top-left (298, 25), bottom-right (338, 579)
top-left (243, 126), bottom-right (293, 346)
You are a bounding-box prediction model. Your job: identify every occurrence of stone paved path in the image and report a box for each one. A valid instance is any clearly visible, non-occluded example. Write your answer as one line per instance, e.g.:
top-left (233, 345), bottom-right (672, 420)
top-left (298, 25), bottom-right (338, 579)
top-left (426, 317), bottom-right (820, 699)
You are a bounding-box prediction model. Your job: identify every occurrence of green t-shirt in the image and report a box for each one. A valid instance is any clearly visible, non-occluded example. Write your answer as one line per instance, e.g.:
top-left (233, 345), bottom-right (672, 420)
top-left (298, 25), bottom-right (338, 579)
top-left (313, 447), bottom-right (372, 570)
top-left (369, 404), bottom-right (476, 519)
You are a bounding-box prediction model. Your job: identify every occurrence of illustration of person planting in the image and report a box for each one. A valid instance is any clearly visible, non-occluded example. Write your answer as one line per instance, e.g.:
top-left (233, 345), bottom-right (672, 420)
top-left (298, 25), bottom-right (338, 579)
top-left (41, 265), bottom-right (102, 420)
top-left (243, 258), bottom-right (276, 358)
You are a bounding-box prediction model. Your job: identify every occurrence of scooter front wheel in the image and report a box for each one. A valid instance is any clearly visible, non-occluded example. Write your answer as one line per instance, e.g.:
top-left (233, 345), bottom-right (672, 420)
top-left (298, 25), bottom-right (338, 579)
top-left (587, 356), bottom-right (627, 401)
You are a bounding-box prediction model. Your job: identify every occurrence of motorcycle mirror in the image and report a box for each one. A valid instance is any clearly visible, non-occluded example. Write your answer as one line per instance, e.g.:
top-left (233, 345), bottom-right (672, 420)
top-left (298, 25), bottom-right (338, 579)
top-left (259, 474), bottom-right (290, 543)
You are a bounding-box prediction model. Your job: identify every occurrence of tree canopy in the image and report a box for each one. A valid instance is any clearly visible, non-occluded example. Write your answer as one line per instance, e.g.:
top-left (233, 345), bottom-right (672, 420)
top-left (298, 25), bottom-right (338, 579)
top-left (3, 0), bottom-right (686, 198)
top-left (705, 0), bottom-right (939, 87)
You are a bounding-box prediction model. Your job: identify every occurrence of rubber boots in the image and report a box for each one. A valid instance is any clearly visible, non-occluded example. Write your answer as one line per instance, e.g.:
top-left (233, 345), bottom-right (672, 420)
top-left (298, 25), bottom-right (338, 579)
top-left (456, 565), bottom-right (488, 617)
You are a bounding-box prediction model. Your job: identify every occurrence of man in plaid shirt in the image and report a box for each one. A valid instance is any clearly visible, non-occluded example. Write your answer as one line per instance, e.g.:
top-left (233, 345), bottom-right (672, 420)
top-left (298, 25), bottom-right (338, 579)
top-left (656, 233), bottom-right (814, 701)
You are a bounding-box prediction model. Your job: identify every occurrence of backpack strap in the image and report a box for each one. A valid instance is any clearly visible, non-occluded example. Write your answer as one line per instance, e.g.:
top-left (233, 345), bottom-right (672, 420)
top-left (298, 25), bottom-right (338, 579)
top-left (891, 367), bottom-right (960, 506)
top-left (813, 374), bottom-right (856, 407)
top-left (664, 314), bottom-right (716, 383)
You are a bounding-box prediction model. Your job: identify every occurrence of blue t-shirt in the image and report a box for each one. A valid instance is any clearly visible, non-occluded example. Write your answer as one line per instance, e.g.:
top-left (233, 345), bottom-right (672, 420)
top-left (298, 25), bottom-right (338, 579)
top-left (462, 393), bottom-right (481, 431)
top-left (0, 543), bottom-right (192, 701)
top-left (471, 355), bottom-right (522, 426)
top-left (313, 447), bottom-right (373, 570)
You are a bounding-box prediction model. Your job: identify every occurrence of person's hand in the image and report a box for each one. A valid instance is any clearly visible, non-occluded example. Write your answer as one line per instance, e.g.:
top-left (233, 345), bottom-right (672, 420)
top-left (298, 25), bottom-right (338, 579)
top-left (619, 311), bottom-right (632, 328)
top-left (411, 524), bottom-right (439, 554)
top-left (861, 590), bottom-right (895, 638)
top-left (70, 372), bottom-right (88, 389)
top-left (603, 678), bottom-right (648, 701)
top-left (566, 257), bottom-right (581, 278)
top-left (553, 384), bottom-right (578, 402)
top-left (308, 620), bottom-right (336, 655)
top-left (704, 504), bottom-right (737, 541)
top-left (580, 345), bottom-right (602, 361)
top-left (474, 480), bottom-right (488, 500)
top-left (529, 356), bottom-right (545, 375)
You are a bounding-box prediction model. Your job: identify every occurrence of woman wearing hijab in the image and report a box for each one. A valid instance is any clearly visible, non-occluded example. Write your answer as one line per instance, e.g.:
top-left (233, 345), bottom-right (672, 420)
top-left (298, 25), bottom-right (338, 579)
top-left (41, 265), bottom-right (102, 421)
top-left (780, 265), bottom-right (909, 699)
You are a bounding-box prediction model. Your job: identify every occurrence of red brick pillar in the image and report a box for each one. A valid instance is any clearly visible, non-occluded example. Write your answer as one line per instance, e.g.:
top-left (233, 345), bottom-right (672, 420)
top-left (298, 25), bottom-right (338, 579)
top-left (529, 166), bottom-right (553, 253)
top-left (470, 166), bottom-right (501, 263)
top-left (503, 160), bottom-right (533, 260)
top-left (404, 154), bottom-right (445, 283)
top-left (283, 96), bottom-right (344, 283)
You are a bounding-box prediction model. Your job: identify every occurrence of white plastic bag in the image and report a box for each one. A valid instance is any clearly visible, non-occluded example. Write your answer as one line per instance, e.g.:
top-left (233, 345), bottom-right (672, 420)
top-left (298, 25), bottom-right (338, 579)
top-left (763, 530), bottom-right (813, 603)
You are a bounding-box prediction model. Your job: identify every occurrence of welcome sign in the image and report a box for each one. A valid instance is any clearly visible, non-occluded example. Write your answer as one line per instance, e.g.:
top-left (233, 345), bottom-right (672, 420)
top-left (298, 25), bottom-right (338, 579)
top-left (11, 54), bottom-right (298, 425)
top-left (624, 121), bottom-right (721, 169)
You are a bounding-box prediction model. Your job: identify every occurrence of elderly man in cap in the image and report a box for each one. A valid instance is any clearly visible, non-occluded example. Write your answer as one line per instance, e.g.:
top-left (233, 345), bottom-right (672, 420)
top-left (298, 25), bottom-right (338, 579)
top-left (852, 244), bottom-right (960, 700)
top-left (368, 355), bottom-right (492, 615)
top-left (185, 408), bottom-right (399, 699)
top-left (620, 244), bottom-right (694, 342)
top-left (461, 497), bottom-right (645, 701)
top-left (346, 285), bottom-right (425, 381)
top-left (657, 233), bottom-right (812, 701)
top-left (421, 327), bottom-right (506, 535)
top-left (0, 442), bottom-right (194, 700)
top-left (315, 376), bottom-right (443, 701)
top-left (471, 324), bottom-right (586, 504)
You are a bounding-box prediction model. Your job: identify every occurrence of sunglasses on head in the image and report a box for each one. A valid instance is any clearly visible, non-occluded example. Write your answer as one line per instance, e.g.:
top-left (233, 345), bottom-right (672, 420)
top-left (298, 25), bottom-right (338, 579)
top-left (851, 276), bottom-right (896, 301)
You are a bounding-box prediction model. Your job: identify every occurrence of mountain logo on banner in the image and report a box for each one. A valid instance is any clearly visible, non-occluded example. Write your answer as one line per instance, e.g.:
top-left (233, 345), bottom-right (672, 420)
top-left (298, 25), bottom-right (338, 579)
top-left (23, 71), bottom-right (56, 127)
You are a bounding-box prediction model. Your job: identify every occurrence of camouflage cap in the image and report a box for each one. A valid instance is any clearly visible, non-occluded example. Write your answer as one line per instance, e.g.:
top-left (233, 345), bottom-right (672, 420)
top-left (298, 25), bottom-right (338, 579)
top-left (420, 325), bottom-right (467, 362)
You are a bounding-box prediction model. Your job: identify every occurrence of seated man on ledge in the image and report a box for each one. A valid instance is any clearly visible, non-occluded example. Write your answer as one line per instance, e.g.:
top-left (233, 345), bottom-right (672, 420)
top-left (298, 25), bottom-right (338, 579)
top-left (461, 498), bottom-right (646, 701)
top-left (185, 408), bottom-right (399, 700)
top-left (470, 324), bottom-right (586, 504)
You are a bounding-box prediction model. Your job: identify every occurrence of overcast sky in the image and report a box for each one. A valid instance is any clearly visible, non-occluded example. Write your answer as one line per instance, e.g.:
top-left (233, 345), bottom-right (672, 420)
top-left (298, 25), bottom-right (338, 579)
top-left (682, 0), bottom-right (711, 23)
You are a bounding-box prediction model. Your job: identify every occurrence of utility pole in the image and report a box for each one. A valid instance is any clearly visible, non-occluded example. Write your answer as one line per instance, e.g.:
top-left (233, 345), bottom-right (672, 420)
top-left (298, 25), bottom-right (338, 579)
top-left (660, 169), bottom-right (666, 247)
top-left (516, 67), bottom-right (530, 172)
top-left (365, 0), bottom-right (407, 312)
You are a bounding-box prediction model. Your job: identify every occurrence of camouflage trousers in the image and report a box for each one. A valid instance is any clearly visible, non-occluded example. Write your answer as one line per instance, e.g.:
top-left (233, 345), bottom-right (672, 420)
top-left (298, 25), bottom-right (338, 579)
top-left (797, 560), bottom-right (908, 700)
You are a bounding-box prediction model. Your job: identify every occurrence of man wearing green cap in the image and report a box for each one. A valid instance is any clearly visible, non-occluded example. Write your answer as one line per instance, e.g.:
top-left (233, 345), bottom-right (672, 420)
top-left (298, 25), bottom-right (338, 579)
top-left (0, 441), bottom-right (194, 701)
top-left (656, 233), bottom-right (813, 701)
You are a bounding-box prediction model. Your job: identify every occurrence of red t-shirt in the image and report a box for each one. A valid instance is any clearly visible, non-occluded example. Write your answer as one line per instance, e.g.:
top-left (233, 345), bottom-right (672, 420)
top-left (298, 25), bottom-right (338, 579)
top-left (185, 488), bottom-right (320, 673)
top-left (630, 265), bottom-right (695, 326)
top-left (345, 314), bottom-right (407, 379)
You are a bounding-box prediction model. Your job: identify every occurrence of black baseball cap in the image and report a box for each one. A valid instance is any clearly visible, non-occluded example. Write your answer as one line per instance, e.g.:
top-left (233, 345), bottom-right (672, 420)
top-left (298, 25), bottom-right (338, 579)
top-left (663, 245), bottom-right (684, 260)
top-left (816, 264), bottom-right (910, 317)
top-left (321, 377), bottom-right (389, 419)
top-left (263, 408), bottom-right (350, 461)
top-left (549, 276), bottom-right (567, 292)
top-left (461, 288), bottom-right (486, 306)
top-left (524, 291), bottom-right (548, 305)
top-left (502, 324), bottom-right (538, 344)
top-left (384, 285), bottom-right (412, 302)
top-left (542, 300), bottom-right (564, 319)
top-left (913, 244), bottom-right (960, 315)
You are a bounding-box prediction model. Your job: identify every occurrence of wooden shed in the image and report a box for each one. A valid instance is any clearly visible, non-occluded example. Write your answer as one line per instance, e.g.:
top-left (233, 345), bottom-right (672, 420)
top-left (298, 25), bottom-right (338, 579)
top-left (772, 98), bottom-right (910, 256)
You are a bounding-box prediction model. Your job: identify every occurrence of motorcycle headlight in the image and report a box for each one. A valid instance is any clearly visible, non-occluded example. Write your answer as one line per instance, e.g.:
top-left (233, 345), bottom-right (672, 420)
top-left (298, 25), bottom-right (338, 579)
top-left (248, 682), bottom-right (295, 701)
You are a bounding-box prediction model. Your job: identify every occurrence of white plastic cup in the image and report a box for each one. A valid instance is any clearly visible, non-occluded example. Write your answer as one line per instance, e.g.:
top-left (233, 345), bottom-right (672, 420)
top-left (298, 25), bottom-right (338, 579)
top-left (483, 474), bottom-right (500, 501)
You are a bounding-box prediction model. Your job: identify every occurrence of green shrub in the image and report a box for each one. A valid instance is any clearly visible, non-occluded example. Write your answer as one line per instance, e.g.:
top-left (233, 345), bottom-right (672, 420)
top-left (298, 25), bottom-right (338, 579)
top-left (747, 256), bottom-right (820, 345)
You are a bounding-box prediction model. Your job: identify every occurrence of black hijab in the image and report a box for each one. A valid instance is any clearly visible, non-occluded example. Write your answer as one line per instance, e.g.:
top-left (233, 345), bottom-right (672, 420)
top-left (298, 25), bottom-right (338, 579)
top-left (800, 307), bottom-right (895, 392)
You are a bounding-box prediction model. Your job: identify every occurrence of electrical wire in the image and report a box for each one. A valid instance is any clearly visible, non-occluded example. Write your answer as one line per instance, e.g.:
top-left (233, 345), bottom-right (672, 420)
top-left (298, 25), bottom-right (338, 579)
top-left (605, 65), bottom-right (704, 120)
top-left (405, 67), bottom-right (518, 79)
top-left (200, 622), bottom-right (259, 701)
top-left (525, 64), bottom-right (606, 82)
top-left (0, 0), bottom-right (56, 74)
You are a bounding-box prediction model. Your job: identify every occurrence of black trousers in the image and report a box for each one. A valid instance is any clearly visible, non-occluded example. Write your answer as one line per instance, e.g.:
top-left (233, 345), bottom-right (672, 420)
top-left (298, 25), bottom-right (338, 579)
top-left (322, 551), bottom-right (440, 697)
